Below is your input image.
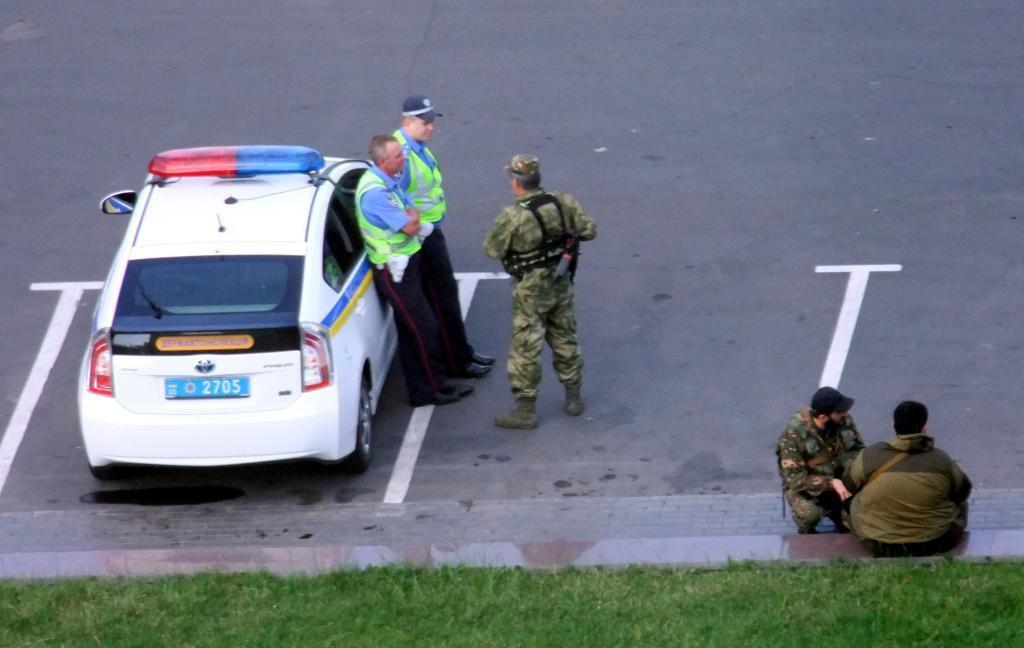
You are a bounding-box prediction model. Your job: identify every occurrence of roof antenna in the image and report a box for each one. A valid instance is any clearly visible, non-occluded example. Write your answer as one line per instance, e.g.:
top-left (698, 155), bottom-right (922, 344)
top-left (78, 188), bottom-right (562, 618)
top-left (216, 213), bottom-right (226, 232)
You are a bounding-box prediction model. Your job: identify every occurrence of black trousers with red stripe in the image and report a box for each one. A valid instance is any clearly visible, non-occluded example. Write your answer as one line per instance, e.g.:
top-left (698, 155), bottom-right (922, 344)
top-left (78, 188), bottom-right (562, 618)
top-left (418, 227), bottom-right (474, 373)
top-left (373, 254), bottom-right (447, 406)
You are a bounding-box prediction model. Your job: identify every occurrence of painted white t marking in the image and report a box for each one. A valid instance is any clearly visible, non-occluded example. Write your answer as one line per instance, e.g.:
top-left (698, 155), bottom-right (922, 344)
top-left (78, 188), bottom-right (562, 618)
top-left (815, 265), bottom-right (901, 388)
top-left (0, 282), bottom-right (103, 495)
top-left (382, 271), bottom-right (510, 505)
top-left (455, 272), bottom-right (510, 321)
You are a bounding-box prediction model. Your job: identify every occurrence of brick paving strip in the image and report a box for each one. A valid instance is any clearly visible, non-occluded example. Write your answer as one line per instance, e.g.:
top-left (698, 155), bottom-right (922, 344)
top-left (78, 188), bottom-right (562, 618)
top-left (1, 489), bottom-right (1022, 578)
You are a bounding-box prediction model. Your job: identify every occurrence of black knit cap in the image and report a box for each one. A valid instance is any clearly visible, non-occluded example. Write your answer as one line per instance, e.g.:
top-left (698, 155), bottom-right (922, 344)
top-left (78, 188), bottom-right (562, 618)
top-left (810, 386), bottom-right (855, 415)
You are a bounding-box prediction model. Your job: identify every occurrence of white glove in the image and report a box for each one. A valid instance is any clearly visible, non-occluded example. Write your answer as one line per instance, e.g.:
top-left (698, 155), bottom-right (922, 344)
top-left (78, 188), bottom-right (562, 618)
top-left (417, 221), bottom-right (435, 242)
top-left (386, 255), bottom-right (409, 283)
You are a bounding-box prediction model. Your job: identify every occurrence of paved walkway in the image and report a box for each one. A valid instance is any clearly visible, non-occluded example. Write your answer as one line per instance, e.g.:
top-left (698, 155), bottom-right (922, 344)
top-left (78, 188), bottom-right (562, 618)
top-left (1, 489), bottom-right (1022, 578)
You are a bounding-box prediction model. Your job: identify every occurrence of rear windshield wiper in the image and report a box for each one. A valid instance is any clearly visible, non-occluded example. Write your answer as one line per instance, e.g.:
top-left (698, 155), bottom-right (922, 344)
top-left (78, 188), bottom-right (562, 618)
top-left (137, 283), bottom-right (163, 319)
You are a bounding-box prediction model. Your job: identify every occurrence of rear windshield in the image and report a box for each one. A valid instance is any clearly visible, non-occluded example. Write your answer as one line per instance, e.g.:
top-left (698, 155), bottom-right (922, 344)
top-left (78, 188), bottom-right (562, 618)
top-left (113, 255), bottom-right (303, 332)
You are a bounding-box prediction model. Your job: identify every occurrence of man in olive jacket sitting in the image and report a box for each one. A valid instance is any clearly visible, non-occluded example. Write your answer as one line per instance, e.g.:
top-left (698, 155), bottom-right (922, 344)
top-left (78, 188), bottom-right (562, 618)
top-left (843, 401), bottom-right (972, 557)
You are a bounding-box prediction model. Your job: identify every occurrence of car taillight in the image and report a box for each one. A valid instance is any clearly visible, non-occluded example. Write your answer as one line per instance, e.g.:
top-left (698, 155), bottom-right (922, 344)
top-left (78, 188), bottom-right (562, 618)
top-left (301, 325), bottom-right (332, 392)
top-left (87, 331), bottom-right (113, 397)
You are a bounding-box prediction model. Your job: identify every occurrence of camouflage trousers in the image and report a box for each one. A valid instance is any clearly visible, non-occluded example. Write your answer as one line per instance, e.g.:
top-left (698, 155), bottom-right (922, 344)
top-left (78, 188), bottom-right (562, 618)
top-left (785, 489), bottom-right (845, 533)
top-left (507, 275), bottom-right (583, 399)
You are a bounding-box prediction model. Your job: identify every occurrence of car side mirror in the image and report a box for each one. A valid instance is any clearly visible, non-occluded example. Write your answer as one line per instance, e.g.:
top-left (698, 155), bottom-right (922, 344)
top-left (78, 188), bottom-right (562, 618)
top-left (100, 191), bottom-right (137, 215)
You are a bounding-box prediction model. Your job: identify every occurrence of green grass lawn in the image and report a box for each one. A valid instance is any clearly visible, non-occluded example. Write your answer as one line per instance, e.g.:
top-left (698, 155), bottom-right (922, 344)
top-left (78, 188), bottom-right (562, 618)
top-left (2, 561), bottom-right (1022, 646)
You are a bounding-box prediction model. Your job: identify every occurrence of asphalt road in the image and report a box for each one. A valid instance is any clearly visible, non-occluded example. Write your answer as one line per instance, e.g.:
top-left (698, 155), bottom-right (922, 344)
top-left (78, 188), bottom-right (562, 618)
top-left (2, 1), bottom-right (1023, 515)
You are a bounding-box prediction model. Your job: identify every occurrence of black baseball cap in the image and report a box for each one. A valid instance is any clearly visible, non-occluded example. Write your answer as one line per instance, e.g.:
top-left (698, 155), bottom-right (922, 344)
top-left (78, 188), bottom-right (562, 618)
top-left (810, 386), bottom-right (855, 414)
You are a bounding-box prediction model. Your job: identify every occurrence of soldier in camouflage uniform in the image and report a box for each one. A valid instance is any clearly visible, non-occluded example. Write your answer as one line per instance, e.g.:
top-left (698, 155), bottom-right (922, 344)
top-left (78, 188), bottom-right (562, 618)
top-left (776, 386), bottom-right (865, 533)
top-left (484, 155), bottom-right (597, 430)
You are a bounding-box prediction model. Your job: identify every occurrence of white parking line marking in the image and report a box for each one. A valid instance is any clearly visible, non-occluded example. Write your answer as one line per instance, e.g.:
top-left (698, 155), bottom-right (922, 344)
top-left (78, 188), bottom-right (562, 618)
top-left (815, 265), bottom-right (901, 388)
top-left (382, 271), bottom-right (509, 504)
top-left (383, 405), bottom-right (434, 504)
top-left (455, 272), bottom-right (510, 320)
top-left (0, 282), bottom-right (103, 496)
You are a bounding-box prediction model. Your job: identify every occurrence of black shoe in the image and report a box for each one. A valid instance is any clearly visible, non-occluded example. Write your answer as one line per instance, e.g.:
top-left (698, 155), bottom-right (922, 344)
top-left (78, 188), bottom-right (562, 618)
top-left (411, 390), bottom-right (463, 407)
top-left (827, 513), bottom-right (851, 533)
top-left (458, 362), bottom-right (492, 379)
top-left (471, 351), bottom-right (496, 366)
top-left (442, 381), bottom-right (474, 398)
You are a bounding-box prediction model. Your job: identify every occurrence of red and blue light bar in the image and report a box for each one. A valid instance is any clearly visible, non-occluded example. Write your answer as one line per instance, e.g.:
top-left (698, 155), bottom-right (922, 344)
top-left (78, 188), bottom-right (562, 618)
top-left (148, 145), bottom-right (325, 178)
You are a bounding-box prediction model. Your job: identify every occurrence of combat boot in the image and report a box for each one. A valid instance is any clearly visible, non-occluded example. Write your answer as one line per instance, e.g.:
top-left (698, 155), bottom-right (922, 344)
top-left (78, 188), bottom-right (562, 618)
top-left (494, 398), bottom-right (538, 430)
top-left (564, 382), bottom-right (584, 416)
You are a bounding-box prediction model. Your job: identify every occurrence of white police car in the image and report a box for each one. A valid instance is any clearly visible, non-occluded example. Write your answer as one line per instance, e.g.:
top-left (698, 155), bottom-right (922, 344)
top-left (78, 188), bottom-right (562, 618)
top-left (79, 146), bottom-right (397, 479)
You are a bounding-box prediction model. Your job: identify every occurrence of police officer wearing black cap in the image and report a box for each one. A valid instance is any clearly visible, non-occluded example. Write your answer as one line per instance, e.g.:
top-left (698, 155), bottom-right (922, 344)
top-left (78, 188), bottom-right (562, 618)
top-left (392, 95), bottom-right (494, 380)
top-left (776, 386), bottom-right (865, 534)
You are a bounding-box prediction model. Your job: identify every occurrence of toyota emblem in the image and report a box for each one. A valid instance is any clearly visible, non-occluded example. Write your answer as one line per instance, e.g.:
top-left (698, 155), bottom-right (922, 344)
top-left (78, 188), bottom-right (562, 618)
top-left (194, 359), bottom-right (215, 374)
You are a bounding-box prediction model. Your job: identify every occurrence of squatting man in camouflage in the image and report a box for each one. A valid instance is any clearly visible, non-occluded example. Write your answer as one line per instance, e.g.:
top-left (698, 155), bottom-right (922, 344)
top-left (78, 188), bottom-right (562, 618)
top-left (484, 155), bottom-right (597, 430)
top-left (776, 386), bottom-right (865, 533)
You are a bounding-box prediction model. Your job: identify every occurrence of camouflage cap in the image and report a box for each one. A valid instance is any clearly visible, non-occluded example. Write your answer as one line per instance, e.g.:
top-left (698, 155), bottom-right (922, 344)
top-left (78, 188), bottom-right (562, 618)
top-left (505, 154), bottom-right (539, 176)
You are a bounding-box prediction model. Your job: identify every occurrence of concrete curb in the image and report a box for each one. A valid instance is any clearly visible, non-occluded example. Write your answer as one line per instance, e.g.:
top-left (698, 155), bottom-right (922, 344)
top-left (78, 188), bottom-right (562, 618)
top-left (1, 489), bottom-right (1022, 579)
top-left (4, 530), bottom-right (1024, 580)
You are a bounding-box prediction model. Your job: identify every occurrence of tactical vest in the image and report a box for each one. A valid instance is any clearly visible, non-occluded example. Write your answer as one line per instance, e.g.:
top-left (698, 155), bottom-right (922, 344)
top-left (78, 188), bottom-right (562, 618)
top-left (393, 130), bottom-right (445, 223)
top-left (502, 194), bottom-right (572, 279)
top-left (355, 170), bottom-right (421, 265)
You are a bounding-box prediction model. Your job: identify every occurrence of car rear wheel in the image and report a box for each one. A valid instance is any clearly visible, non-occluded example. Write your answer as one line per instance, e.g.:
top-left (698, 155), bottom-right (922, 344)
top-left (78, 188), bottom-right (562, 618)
top-left (341, 379), bottom-right (373, 473)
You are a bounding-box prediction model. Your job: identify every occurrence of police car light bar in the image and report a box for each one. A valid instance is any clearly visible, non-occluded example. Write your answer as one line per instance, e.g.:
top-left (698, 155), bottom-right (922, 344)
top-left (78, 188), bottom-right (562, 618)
top-left (148, 146), bottom-right (325, 178)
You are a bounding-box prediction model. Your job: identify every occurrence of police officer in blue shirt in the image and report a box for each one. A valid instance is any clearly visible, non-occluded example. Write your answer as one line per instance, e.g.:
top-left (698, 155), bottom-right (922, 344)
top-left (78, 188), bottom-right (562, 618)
top-left (356, 134), bottom-right (472, 407)
top-left (394, 95), bottom-right (494, 379)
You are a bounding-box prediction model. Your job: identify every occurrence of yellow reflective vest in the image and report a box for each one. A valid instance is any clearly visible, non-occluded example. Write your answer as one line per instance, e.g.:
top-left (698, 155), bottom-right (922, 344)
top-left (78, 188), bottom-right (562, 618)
top-left (393, 129), bottom-right (446, 223)
top-left (355, 169), bottom-right (421, 265)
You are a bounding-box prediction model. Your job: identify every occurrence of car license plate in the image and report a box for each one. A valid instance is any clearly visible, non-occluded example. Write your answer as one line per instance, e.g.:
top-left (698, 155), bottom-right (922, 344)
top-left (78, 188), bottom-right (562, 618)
top-left (165, 376), bottom-right (250, 399)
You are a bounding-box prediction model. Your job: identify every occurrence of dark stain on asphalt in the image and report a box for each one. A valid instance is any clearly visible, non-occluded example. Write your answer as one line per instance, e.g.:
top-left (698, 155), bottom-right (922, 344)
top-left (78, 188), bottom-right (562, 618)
top-left (291, 489), bottom-right (323, 506)
top-left (653, 293), bottom-right (672, 301)
top-left (554, 480), bottom-right (572, 489)
top-left (79, 486), bottom-right (244, 506)
top-left (334, 487), bottom-right (373, 503)
top-left (668, 451), bottom-right (743, 492)
top-left (478, 454), bottom-right (491, 460)
top-left (495, 455), bottom-right (511, 463)
top-left (600, 473), bottom-right (617, 481)
top-left (299, 533), bottom-right (313, 539)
